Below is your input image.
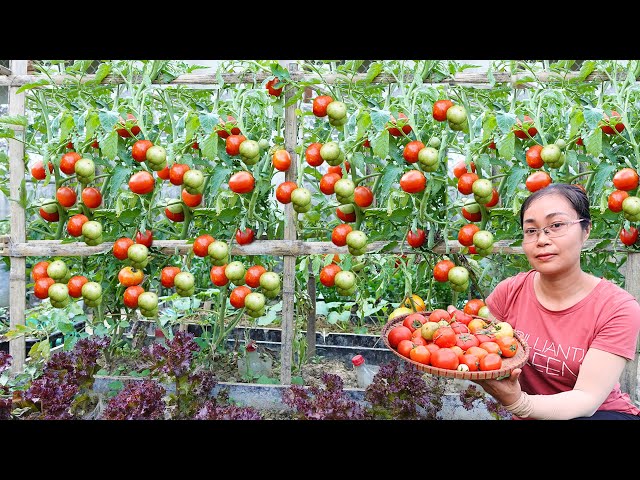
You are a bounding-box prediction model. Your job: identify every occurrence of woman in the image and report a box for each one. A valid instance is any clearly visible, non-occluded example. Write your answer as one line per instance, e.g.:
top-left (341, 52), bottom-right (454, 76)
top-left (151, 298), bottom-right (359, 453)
top-left (477, 183), bottom-right (640, 419)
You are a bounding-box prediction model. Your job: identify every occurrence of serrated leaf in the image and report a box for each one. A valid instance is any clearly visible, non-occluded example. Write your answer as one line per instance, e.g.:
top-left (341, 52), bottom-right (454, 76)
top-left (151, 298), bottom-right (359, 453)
top-left (582, 106), bottom-right (603, 130)
top-left (93, 63), bottom-right (111, 84)
top-left (0, 127), bottom-right (14, 138)
top-left (0, 114), bottom-right (28, 127)
top-left (496, 132), bottom-right (515, 160)
top-left (101, 130), bottom-right (119, 160)
top-left (375, 163), bottom-right (402, 203)
top-left (566, 150), bottom-right (578, 173)
top-left (185, 114), bottom-right (199, 142)
top-left (198, 113), bottom-right (219, 133)
top-left (585, 129), bottom-right (602, 158)
top-left (370, 108), bottom-right (390, 131)
top-left (350, 152), bottom-right (365, 175)
top-left (84, 111), bottom-right (101, 142)
top-left (371, 129), bottom-right (389, 159)
top-left (504, 166), bottom-right (529, 201)
top-left (200, 133), bottom-right (218, 160)
top-left (577, 61), bottom-right (596, 81)
top-left (569, 109), bottom-right (584, 139)
top-left (591, 163), bottom-right (616, 202)
top-left (16, 79), bottom-right (49, 94)
top-left (362, 62), bottom-right (383, 84)
top-left (59, 113), bottom-right (74, 142)
top-left (482, 114), bottom-right (497, 142)
top-left (474, 153), bottom-right (492, 178)
top-left (495, 111), bottom-right (516, 134)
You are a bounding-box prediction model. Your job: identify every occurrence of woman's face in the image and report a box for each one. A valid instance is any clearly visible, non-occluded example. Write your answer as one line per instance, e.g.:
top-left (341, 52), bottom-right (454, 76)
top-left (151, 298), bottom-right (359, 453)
top-left (521, 193), bottom-right (590, 276)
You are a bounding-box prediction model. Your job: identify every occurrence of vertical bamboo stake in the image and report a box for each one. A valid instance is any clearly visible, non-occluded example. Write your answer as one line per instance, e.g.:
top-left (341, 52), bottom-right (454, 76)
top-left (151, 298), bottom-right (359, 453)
top-left (280, 62), bottom-right (298, 384)
top-left (8, 60), bottom-right (27, 374)
top-left (620, 252), bottom-right (640, 405)
top-left (306, 261), bottom-right (316, 359)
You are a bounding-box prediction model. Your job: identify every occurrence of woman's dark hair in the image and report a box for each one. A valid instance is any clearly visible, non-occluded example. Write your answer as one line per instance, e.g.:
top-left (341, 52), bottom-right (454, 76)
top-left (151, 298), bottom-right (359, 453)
top-left (519, 184), bottom-right (591, 230)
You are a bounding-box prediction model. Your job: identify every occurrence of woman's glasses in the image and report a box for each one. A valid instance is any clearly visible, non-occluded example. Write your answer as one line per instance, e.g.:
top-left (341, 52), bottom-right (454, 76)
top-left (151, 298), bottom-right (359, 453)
top-left (522, 219), bottom-right (587, 244)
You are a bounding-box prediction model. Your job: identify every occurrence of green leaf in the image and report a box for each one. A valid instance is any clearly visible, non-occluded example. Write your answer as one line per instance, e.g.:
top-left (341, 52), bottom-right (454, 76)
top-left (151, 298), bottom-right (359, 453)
top-left (98, 111), bottom-right (120, 131)
top-left (16, 79), bottom-right (49, 94)
top-left (200, 133), bottom-right (218, 161)
top-left (569, 109), bottom-right (584, 139)
top-left (503, 166), bottom-right (529, 202)
top-left (362, 62), bottom-right (383, 84)
top-left (591, 163), bottom-right (616, 202)
top-left (577, 61), bottom-right (596, 81)
top-left (375, 163), bottom-right (402, 203)
top-left (371, 129), bottom-right (389, 160)
top-left (185, 114), bottom-right (200, 142)
top-left (0, 127), bottom-right (15, 138)
top-left (84, 111), bottom-right (101, 142)
top-left (370, 108), bottom-right (390, 131)
top-left (585, 128), bottom-right (602, 158)
top-left (0, 114), bottom-right (28, 127)
top-left (350, 152), bottom-right (365, 175)
top-left (474, 153), bottom-right (492, 178)
top-left (566, 150), bottom-right (578, 173)
top-left (198, 113), bottom-right (219, 133)
top-left (59, 113), bottom-right (74, 142)
top-left (101, 130), bottom-right (119, 160)
top-left (496, 131), bottom-right (515, 161)
top-left (495, 111), bottom-right (516, 134)
top-left (482, 114), bottom-right (497, 142)
top-left (93, 63), bottom-right (111, 84)
top-left (583, 106), bottom-right (603, 130)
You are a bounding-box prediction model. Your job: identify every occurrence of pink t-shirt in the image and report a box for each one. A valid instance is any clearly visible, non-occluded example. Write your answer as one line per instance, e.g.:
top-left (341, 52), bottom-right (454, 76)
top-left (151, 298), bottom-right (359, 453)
top-left (486, 269), bottom-right (640, 415)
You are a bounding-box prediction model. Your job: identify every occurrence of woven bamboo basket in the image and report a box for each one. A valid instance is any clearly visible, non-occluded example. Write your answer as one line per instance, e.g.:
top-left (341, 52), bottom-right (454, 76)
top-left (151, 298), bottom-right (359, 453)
top-left (381, 311), bottom-right (529, 380)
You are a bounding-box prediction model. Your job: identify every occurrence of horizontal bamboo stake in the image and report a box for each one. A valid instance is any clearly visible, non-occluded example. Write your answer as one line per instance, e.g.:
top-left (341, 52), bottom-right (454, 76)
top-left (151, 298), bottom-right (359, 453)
top-left (0, 70), bottom-right (616, 88)
top-left (0, 65), bottom-right (11, 76)
top-left (0, 236), bottom-right (625, 257)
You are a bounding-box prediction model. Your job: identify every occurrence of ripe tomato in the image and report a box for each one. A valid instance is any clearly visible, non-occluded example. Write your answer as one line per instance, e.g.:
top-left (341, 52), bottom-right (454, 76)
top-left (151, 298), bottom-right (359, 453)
top-left (402, 140), bottom-right (425, 164)
top-left (479, 352), bottom-right (502, 371)
top-left (66, 213), bottom-right (89, 237)
top-left (387, 113), bottom-right (411, 136)
top-left (407, 229), bottom-right (426, 248)
top-left (67, 275), bottom-right (88, 298)
top-left (409, 345), bottom-right (431, 365)
top-left (215, 115), bottom-right (241, 138)
top-left (319, 263), bottom-right (342, 287)
top-left (449, 321), bottom-right (469, 334)
top-left (400, 170), bottom-right (426, 194)
top-left (462, 206), bottom-right (482, 222)
top-left (433, 259), bottom-right (455, 283)
top-left (429, 309), bottom-right (452, 323)
top-left (319, 173), bottom-right (342, 195)
top-left (39, 207), bottom-right (59, 222)
top-left (230, 285), bottom-right (252, 309)
top-left (467, 318), bottom-right (487, 335)
top-left (465, 345), bottom-right (488, 361)
top-left (131, 139), bottom-right (153, 162)
top-left (228, 171), bottom-right (255, 194)
top-left (118, 266), bottom-right (144, 287)
top-left (612, 168), bottom-right (639, 191)
top-left (433, 326), bottom-right (457, 348)
top-left (236, 227), bottom-right (255, 245)
top-left (452, 310), bottom-right (473, 325)
top-left (313, 95), bottom-right (334, 117)
top-left (161, 266), bottom-right (181, 288)
top-left (115, 113), bottom-right (141, 138)
top-left (458, 223), bottom-right (480, 247)
top-left (335, 206), bottom-right (356, 222)
top-left (272, 149), bottom-right (292, 171)
top-left (331, 223), bottom-right (353, 247)
top-left (608, 190), bottom-right (629, 213)
top-left (157, 165), bottom-right (170, 180)
top-left (403, 313), bottom-right (427, 332)
top-left (453, 161), bottom-right (476, 179)
top-left (165, 207), bottom-right (185, 222)
top-left (182, 189), bottom-right (203, 208)
top-left (525, 144), bottom-right (544, 169)
top-left (620, 226), bottom-right (639, 246)
top-left (456, 333), bottom-right (479, 351)
top-left (430, 348), bottom-right (459, 370)
top-left (495, 336), bottom-right (519, 358)
top-left (513, 115), bottom-right (537, 139)
top-left (354, 186), bottom-right (374, 208)
top-left (525, 171), bottom-right (552, 192)
top-left (225, 134), bottom-right (247, 156)
top-left (56, 186), bottom-right (77, 208)
top-left (129, 171), bottom-right (155, 194)
top-left (59, 152), bottom-right (81, 175)
top-left (397, 339), bottom-right (415, 358)
top-left (600, 110), bottom-right (625, 135)
top-left (457, 172), bottom-right (479, 195)
top-left (169, 164), bottom-right (190, 186)
top-left (265, 77), bottom-right (283, 97)
top-left (475, 329), bottom-right (497, 344)
top-left (459, 354), bottom-right (480, 371)
top-left (193, 234), bottom-right (215, 257)
top-left (305, 142), bottom-right (324, 167)
top-left (136, 230), bottom-right (153, 248)
top-left (276, 181), bottom-right (298, 204)
top-left (484, 189), bottom-right (500, 208)
top-left (81, 187), bottom-right (102, 209)
top-left (479, 341), bottom-right (502, 356)
top-left (31, 261), bottom-right (50, 281)
top-left (245, 265), bottom-right (267, 288)
top-left (123, 285), bottom-right (145, 309)
top-left (34, 277), bottom-right (55, 299)
top-left (433, 99), bottom-right (454, 122)
top-left (464, 299), bottom-right (486, 316)
top-left (210, 265), bottom-right (229, 287)
top-left (387, 325), bottom-right (413, 349)
top-left (31, 160), bottom-right (53, 180)
top-left (112, 237), bottom-right (133, 260)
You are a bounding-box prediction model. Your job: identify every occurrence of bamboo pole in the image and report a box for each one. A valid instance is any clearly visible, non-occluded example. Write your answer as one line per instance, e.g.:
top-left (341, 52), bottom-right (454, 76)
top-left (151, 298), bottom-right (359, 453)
top-left (8, 60), bottom-right (27, 374)
top-left (620, 252), bottom-right (640, 405)
top-left (280, 62), bottom-right (298, 385)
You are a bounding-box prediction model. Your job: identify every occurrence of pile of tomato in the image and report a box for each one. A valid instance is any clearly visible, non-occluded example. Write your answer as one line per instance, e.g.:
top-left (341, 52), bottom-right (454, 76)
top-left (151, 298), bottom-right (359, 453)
top-left (386, 306), bottom-right (519, 373)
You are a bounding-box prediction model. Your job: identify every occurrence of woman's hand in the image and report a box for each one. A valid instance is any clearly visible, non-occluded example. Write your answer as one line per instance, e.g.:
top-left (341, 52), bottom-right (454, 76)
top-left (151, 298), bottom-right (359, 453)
top-left (473, 368), bottom-right (523, 406)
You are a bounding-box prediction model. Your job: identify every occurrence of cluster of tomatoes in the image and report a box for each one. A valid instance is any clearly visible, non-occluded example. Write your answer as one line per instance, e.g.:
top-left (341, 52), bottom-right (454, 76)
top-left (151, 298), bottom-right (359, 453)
top-left (607, 167), bottom-right (640, 247)
top-left (386, 302), bottom-right (518, 373)
top-left (31, 258), bottom-right (102, 309)
top-left (319, 255), bottom-right (362, 297)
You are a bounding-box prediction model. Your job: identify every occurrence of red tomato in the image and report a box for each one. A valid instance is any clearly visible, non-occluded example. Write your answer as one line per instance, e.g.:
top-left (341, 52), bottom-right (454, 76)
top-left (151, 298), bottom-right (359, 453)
top-left (136, 230), bottom-right (153, 247)
top-left (225, 134), bottom-right (247, 156)
top-left (453, 161), bottom-right (476, 179)
top-left (230, 285), bottom-right (252, 309)
top-left (475, 330), bottom-right (497, 344)
top-left (495, 336), bottom-right (519, 358)
top-left (182, 189), bottom-right (202, 208)
top-left (169, 164), bottom-right (190, 186)
top-left (459, 354), bottom-right (480, 371)
top-left (433, 259), bottom-right (455, 283)
top-left (161, 266), bottom-right (181, 288)
top-left (457, 172), bottom-right (479, 195)
top-left (336, 206), bottom-right (356, 223)
top-left (433, 326), bottom-right (457, 348)
top-left (113, 237), bottom-right (134, 260)
top-left (331, 224), bottom-right (353, 247)
top-left (305, 143), bottom-right (324, 167)
top-left (34, 277), bottom-right (55, 299)
top-left (39, 207), bottom-right (59, 222)
top-left (56, 186), bottom-right (77, 208)
top-left (129, 171), bottom-right (155, 194)
top-left (31, 160), bottom-right (53, 180)
top-left (400, 170), bottom-right (426, 194)
top-left (461, 206), bottom-right (482, 222)
top-left (409, 345), bottom-right (431, 365)
top-left (67, 275), bottom-right (88, 298)
top-left (118, 266), bottom-right (144, 287)
top-left (165, 207), bottom-right (185, 222)
top-left (449, 321), bottom-right (469, 334)
top-left (313, 95), bottom-right (334, 117)
top-left (157, 165), bottom-right (170, 180)
top-left (387, 113), bottom-right (411, 137)
top-left (458, 223), bottom-right (481, 247)
top-left (387, 325), bottom-right (413, 349)
top-left (466, 345), bottom-right (489, 361)
top-left (608, 190), bottom-right (629, 213)
top-left (403, 140), bottom-right (425, 164)
top-left (236, 227), bottom-right (255, 245)
top-left (464, 298), bottom-right (486, 316)
top-left (319, 263), bottom-right (342, 287)
top-left (397, 339), bottom-right (415, 358)
top-left (407, 229), bottom-right (426, 248)
top-left (354, 186), bottom-right (374, 208)
top-left (456, 332), bottom-right (479, 350)
top-left (620, 226), bottom-right (639, 246)
top-left (31, 261), bottom-right (50, 281)
top-left (265, 77), bottom-right (283, 97)
top-left (479, 353), bottom-right (502, 371)
top-left (272, 149), bottom-right (292, 171)
top-left (433, 99), bottom-right (454, 122)
top-left (452, 310), bottom-right (473, 325)
top-left (123, 285), bottom-right (145, 309)
top-left (402, 313), bottom-right (427, 332)
top-left (228, 171), bottom-right (255, 194)
top-left (66, 213), bottom-right (88, 237)
top-left (525, 144), bottom-right (544, 169)
top-left (193, 234), bottom-right (215, 257)
top-left (525, 171), bottom-right (552, 192)
top-left (320, 173), bottom-right (342, 195)
top-left (81, 187), bottom-right (102, 209)
top-left (513, 115), bottom-right (537, 139)
top-left (430, 348), bottom-right (459, 370)
top-left (600, 110), bottom-right (625, 135)
top-left (215, 115), bottom-right (241, 138)
top-left (245, 265), bottom-right (267, 288)
top-left (428, 309), bottom-right (452, 323)
top-left (479, 341), bottom-right (502, 356)
top-left (132, 139), bottom-right (153, 162)
top-left (115, 113), bottom-right (141, 138)
top-left (276, 181), bottom-right (298, 204)
top-left (59, 152), bottom-right (81, 175)
top-left (210, 265), bottom-right (229, 287)
top-left (612, 168), bottom-right (639, 191)
top-left (484, 189), bottom-right (500, 208)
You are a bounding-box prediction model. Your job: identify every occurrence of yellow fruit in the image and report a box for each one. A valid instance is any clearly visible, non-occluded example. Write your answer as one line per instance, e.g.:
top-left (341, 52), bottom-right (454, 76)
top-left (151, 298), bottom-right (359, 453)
top-left (389, 307), bottom-right (413, 321)
top-left (493, 321), bottom-right (514, 339)
top-left (402, 294), bottom-right (426, 312)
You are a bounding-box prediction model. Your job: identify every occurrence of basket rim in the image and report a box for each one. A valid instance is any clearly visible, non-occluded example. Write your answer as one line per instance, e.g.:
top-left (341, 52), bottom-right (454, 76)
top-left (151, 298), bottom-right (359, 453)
top-left (380, 310), bottom-right (530, 380)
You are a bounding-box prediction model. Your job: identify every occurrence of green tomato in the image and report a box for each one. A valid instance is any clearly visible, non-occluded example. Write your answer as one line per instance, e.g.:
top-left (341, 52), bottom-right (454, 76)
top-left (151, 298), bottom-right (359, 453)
top-left (334, 178), bottom-right (355, 198)
top-left (259, 272), bottom-right (280, 291)
top-left (127, 243), bottom-right (149, 264)
top-left (471, 179), bottom-right (493, 198)
top-left (81, 281), bottom-right (103, 301)
top-left (137, 291), bottom-right (159, 311)
top-left (290, 187), bottom-right (312, 207)
top-left (446, 105), bottom-right (467, 124)
top-left (174, 271), bottom-right (195, 291)
top-left (418, 147), bottom-right (439, 166)
top-left (541, 144), bottom-right (562, 163)
top-left (477, 305), bottom-right (490, 318)
top-left (320, 142), bottom-right (341, 162)
top-left (48, 283), bottom-right (69, 302)
top-left (182, 169), bottom-right (204, 190)
top-left (346, 230), bottom-right (368, 250)
top-left (84, 235), bottom-right (103, 246)
top-left (428, 137), bottom-right (441, 149)
top-left (208, 240), bottom-right (229, 260)
top-left (244, 292), bottom-right (266, 312)
top-left (448, 266), bottom-right (469, 286)
top-left (47, 260), bottom-right (68, 281)
top-left (326, 101), bottom-right (347, 120)
top-left (81, 220), bottom-right (102, 240)
top-left (334, 270), bottom-right (356, 290)
top-left (146, 145), bottom-right (167, 164)
top-left (622, 196), bottom-right (640, 216)
top-left (74, 158), bottom-right (95, 178)
top-left (41, 200), bottom-right (59, 214)
top-left (258, 139), bottom-right (270, 150)
top-left (555, 138), bottom-right (567, 149)
top-left (473, 230), bottom-right (494, 250)
top-left (239, 139), bottom-right (260, 159)
top-left (225, 261), bottom-right (246, 282)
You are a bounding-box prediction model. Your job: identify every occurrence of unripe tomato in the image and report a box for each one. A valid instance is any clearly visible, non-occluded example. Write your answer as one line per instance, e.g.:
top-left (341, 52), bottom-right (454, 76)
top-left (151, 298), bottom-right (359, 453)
top-left (137, 291), bottom-right (158, 311)
top-left (47, 260), bottom-right (68, 281)
top-left (81, 281), bottom-right (103, 301)
top-left (259, 272), bottom-right (280, 291)
top-left (48, 283), bottom-right (70, 303)
top-left (174, 271), bottom-right (195, 291)
top-left (81, 220), bottom-right (102, 240)
top-left (334, 270), bottom-right (356, 290)
top-left (127, 243), bottom-right (149, 264)
top-left (448, 266), bottom-right (470, 285)
top-left (115, 113), bottom-right (141, 138)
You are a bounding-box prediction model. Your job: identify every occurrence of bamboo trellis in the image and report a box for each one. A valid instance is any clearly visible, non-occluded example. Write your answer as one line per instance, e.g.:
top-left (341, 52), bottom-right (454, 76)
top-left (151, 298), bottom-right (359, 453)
top-left (2, 60), bottom-right (639, 403)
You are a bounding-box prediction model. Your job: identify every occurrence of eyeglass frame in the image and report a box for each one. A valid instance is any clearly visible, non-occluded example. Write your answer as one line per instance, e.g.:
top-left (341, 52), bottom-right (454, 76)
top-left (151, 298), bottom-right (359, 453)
top-left (521, 218), bottom-right (588, 244)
